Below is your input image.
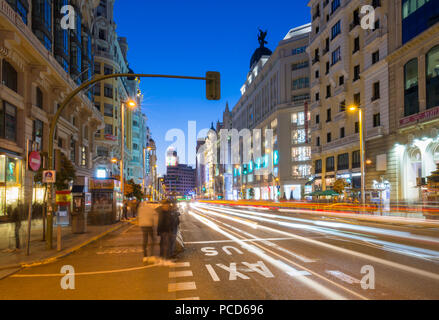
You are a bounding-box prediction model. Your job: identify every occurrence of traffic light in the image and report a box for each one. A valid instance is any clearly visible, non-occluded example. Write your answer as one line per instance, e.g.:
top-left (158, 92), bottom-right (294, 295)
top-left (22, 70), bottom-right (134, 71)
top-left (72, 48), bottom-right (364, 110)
top-left (206, 71), bottom-right (221, 101)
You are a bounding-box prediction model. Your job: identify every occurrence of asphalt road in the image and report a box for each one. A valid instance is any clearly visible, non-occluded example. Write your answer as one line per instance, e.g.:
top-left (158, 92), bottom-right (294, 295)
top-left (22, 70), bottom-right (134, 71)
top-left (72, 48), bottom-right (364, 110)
top-left (0, 202), bottom-right (438, 300)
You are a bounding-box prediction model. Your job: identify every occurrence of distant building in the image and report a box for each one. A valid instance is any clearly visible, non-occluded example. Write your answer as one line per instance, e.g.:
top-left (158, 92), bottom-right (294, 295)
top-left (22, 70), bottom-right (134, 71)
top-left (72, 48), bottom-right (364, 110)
top-left (163, 151), bottom-right (196, 197)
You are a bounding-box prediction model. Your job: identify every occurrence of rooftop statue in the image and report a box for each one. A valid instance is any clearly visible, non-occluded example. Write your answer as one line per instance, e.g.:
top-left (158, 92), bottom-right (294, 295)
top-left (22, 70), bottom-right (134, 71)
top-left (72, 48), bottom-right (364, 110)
top-left (258, 29), bottom-right (268, 47)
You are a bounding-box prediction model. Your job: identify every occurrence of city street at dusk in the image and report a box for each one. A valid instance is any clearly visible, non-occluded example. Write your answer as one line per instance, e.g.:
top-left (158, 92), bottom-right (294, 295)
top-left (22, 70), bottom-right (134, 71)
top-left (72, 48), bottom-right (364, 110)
top-left (0, 0), bottom-right (439, 309)
top-left (1, 202), bottom-right (438, 300)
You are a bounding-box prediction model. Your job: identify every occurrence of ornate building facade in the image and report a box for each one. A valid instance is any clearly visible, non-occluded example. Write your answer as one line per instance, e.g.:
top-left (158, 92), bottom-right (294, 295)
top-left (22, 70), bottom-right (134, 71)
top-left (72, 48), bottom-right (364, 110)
top-left (0, 0), bottom-right (104, 220)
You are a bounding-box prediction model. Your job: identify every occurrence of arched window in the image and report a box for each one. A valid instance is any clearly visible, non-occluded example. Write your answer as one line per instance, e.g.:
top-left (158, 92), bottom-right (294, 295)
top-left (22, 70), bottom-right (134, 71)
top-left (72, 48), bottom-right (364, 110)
top-left (426, 45), bottom-right (439, 109)
top-left (404, 59), bottom-right (419, 116)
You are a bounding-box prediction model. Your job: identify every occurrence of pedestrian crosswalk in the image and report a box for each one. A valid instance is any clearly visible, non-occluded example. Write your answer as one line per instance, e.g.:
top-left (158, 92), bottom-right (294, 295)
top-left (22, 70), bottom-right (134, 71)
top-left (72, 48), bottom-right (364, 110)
top-left (167, 262), bottom-right (200, 300)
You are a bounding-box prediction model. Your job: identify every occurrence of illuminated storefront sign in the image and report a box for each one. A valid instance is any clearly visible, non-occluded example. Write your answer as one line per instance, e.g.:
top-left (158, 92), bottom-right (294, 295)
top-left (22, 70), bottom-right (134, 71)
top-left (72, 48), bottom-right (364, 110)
top-left (273, 150), bottom-right (279, 166)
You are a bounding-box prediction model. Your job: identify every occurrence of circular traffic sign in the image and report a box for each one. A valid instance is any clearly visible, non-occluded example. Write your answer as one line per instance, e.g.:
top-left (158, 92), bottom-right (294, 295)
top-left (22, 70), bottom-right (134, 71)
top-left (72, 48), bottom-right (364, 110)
top-left (28, 151), bottom-right (42, 172)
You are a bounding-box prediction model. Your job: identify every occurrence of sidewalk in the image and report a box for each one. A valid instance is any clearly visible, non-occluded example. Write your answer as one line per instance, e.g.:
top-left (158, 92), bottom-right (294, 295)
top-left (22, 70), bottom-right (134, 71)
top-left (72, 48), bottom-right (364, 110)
top-left (0, 219), bottom-right (130, 272)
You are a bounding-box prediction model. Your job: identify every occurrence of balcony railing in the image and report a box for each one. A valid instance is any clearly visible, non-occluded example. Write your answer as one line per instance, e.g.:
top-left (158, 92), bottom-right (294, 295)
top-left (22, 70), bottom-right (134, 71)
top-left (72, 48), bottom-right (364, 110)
top-left (322, 134), bottom-right (359, 152)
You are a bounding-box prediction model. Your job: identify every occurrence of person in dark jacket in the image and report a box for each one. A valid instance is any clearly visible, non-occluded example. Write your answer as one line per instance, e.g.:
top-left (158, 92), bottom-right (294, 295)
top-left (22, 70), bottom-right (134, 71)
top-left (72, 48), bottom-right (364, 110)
top-left (156, 199), bottom-right (174, 264)
top-left (169, 202), bottom-right (181, 258)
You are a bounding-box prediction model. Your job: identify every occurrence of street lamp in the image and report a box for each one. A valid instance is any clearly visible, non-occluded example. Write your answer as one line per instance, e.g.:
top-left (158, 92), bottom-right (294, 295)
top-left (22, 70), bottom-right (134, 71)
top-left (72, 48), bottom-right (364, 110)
top-left (348, 104), bottom-right (366, 204)
top-left (121, 99), bottom-right (137, 203)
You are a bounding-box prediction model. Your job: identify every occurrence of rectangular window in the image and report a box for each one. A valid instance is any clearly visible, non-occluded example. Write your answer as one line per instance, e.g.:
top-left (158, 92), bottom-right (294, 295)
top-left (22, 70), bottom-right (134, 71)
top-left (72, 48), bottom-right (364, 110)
top-left (292, 77), bottom-right (310, 90)
top-left (339, 100), bottom-right (346, 112)
top-left (292, 46), bottom-right (307, 55)
top-left (353, 37), bottom-right (360, 53)
top-left (326, 85), bottom-right (331, 98)
top-left (326, 156), bottom-right (335, 172)
top-left (354, 93), bottom-right (361, 106)
top-left (2, 101), bottom-right (17, 142)
top-left (372, 50), bottom-right (380, 64)
top-left (331, 47), bottom-right (341, 65)
top-left (94, 63), bottom-right (101, 74)
top-left (339, 76), bottom-right (344, 86)
top-left (327, 132), bottom-right (332, 143)
top-left (337, 153), bottom-right (349, 171)
top-left (315, 159), bottom-right (322, 174)
top-left (352, 150), bottom-right (361, 168)
top-left (354, 65), bottom-right (360, 81)
top-left (104, 124), bottom-right (113, 135)
top-left (331, 21), bottom-right (341, 40)
top-left (372, 82), bottom-right (380, 101)
top-left (340, 127), bottom-right (345, 138)
top-left (292, 147), bottom-right (311, 162)
top-left (36, 87), bottom-right (43, 109)
top-left (33, 119), bottom-right (43, 150)
top-left (355, 121), bottom-right (360, 134)
top-left (331, 0), bottom-right (341, 14)
top-left (292, 61), bottom-right (309, 71)
top-left (326, 108), bottom-right (332, 122)
top-left (104, 104), bottom-right (113, 117)
top-left (104, 65), bottom-right (113, 75)
top-left (373, 113), bottom-right (381, 127)
top-left (104, 84), bottom-right (113, 98)
top-left (70, 139), bottom-right (76, 164)
top-left (2, 60), bottom-right (18, 93)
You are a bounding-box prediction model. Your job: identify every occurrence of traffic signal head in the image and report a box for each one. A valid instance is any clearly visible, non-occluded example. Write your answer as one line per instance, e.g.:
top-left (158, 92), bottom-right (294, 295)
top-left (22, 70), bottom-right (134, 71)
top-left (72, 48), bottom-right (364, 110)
top-left (206, 71), bottom-right (221, 101)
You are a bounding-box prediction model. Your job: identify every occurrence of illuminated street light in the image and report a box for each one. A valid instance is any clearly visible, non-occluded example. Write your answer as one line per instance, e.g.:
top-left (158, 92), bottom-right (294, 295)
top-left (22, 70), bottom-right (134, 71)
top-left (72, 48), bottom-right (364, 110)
top-left (348, 104), bottom-right (366, 204)
top-left (121, 98), bottom-right (138, 203)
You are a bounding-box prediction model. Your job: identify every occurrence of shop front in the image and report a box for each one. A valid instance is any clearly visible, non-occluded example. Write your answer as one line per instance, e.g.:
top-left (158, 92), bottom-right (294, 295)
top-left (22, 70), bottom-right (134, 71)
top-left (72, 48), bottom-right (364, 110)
top-left (395, 135), bottom-right (439, 203)
top-left (0, 153), bottom-right (24, 221)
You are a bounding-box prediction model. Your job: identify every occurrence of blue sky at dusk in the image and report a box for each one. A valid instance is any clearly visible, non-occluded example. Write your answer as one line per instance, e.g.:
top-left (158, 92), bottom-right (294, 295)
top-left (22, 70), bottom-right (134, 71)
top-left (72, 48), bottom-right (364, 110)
top-left (114, 0), bottom-right (310, 176)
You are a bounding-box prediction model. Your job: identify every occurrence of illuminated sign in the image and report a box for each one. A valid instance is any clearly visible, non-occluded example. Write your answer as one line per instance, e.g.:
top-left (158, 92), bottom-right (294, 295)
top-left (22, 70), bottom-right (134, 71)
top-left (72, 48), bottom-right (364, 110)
top-left (273, 150), bottom-right (279, 166)
top-left (96, 169), bottom-right (107, 179)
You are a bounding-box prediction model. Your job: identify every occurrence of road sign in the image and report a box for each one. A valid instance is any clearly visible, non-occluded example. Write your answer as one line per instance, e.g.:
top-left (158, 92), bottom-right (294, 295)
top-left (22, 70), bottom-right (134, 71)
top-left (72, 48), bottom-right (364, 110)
top-left (43, 170), bottom-right (56, 183)
top-left (28, 151), bottom-right (41, 172)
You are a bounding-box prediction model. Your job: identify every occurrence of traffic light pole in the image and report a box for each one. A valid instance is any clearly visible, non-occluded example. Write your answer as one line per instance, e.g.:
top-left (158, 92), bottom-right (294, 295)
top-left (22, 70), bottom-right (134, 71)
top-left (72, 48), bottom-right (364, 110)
top-left (46, 72), bottom-right (220, 249)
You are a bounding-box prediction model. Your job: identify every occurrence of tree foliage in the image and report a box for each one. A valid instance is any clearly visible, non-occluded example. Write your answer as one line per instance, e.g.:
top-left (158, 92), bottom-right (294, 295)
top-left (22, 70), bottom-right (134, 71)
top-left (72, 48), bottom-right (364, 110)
top-left (333, 179), bottom-right (346, 195)
top-left (125, 179), bottom-right (144, 201)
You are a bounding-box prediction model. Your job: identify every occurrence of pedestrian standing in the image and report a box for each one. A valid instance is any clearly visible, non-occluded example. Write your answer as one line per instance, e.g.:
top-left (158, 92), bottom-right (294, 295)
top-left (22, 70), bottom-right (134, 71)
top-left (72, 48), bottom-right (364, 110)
top-left (138, 201), bottom-right (159, 263)
top-left (169, 203), bottom-right (181, 259)
top-left (123, 201), bottom-right (128, 221)
top-left (156, 199), bottom-right (174, 264)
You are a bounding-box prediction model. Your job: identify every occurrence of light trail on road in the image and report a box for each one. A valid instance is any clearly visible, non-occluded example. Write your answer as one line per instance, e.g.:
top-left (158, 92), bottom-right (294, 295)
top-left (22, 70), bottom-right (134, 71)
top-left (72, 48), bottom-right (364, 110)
top-left (194, 203), bottom-right (439, 262)
top-left (191, 203), bottom-right (439, 282)
top-left (188, 209), bottom-right (354, 300)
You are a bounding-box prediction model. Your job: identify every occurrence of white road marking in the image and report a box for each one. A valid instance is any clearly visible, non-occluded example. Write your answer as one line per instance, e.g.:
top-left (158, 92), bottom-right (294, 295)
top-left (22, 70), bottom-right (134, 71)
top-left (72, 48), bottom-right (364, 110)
top-left (288, 270), bottom-right (312, 277)
top-left (170, 262), bottom-right (191, 268)
top-left (169, 271), bottom-right (193, 278)
top-left (177, 297), bottom-right (200, 300)
top-left (217, 263), bottom-right (250, 281)
top-left (242, 261), bottom-right (275, 278)
top-left (326, 271), bottom-right (361, 284)
top-left (168, 282), bottom-right (197, 292)
top-left (206, 264), bottom-right (221, 282)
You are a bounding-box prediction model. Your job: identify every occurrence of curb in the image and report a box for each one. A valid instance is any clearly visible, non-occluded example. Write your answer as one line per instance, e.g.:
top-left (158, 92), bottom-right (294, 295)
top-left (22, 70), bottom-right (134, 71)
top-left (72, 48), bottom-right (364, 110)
top-left (0, 220), bottom-right (134, 272)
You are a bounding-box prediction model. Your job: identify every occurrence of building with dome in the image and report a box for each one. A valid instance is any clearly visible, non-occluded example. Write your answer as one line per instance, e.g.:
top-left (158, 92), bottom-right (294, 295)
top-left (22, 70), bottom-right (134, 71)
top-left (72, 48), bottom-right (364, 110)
top-left (232, 24), bottom-right (313, 201)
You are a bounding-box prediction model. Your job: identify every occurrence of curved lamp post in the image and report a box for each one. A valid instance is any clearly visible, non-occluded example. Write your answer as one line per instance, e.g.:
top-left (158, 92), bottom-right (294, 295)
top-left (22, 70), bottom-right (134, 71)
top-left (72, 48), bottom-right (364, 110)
top-left (46, 72), bottom-right (219, 249)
